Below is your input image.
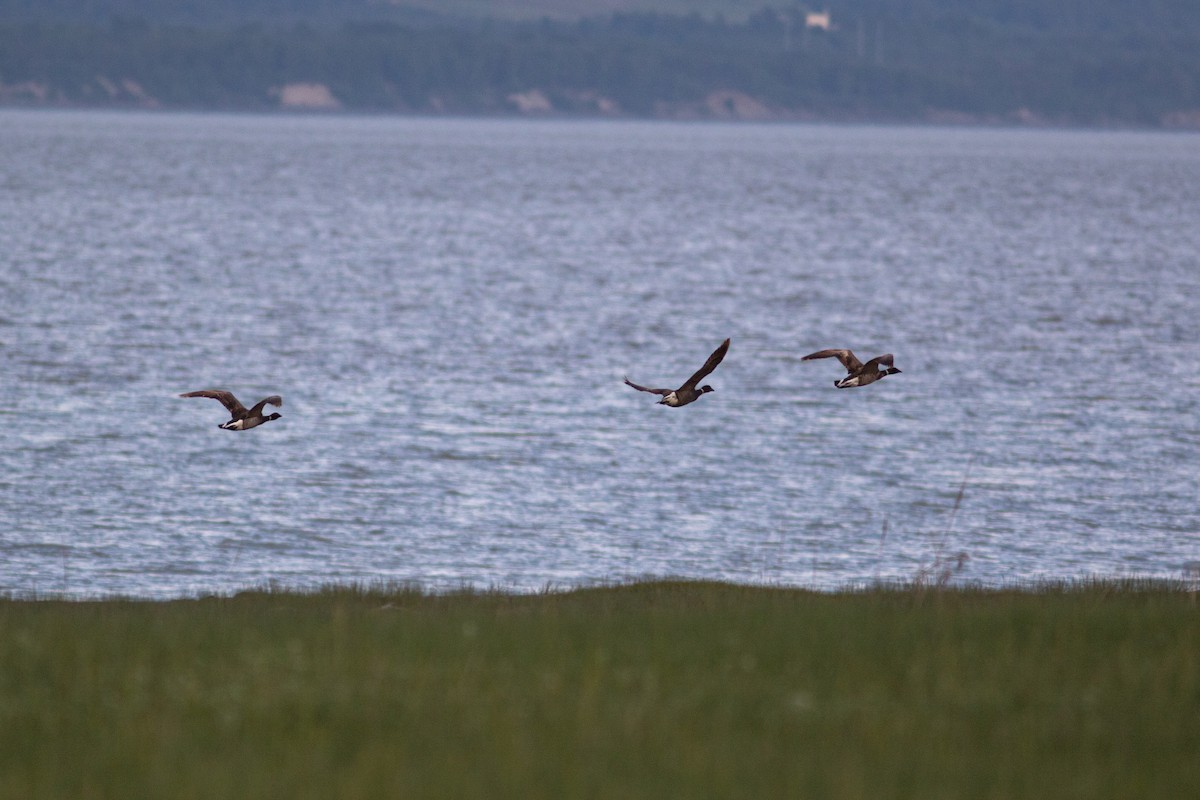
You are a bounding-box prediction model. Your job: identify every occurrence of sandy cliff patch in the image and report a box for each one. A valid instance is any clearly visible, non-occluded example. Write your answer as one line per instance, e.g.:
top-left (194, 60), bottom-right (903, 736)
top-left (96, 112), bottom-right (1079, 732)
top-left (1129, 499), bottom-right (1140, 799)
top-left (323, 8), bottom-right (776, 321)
top-left (507, 89), bottom-right (553, 113)
top-left (276, 83), bottom-right (341, 110)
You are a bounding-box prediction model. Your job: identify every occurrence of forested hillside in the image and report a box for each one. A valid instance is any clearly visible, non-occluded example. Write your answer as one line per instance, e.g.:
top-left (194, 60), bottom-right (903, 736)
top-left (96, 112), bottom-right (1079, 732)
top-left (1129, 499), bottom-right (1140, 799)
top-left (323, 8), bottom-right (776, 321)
top-left (2, 1), bottom-right (1198, 126)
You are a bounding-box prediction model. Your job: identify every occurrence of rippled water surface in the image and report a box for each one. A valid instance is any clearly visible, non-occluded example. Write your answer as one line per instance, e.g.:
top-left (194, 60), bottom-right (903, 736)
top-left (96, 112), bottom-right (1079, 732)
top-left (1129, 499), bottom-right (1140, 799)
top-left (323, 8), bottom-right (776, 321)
top-left (2, 110), bottom-right (1198, 597)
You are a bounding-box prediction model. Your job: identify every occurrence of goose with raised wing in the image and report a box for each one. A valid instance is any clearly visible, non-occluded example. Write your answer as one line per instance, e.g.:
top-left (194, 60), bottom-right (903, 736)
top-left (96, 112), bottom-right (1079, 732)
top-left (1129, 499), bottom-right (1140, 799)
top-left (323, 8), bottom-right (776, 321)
top-left (624, 338), bottom-right (730, 407)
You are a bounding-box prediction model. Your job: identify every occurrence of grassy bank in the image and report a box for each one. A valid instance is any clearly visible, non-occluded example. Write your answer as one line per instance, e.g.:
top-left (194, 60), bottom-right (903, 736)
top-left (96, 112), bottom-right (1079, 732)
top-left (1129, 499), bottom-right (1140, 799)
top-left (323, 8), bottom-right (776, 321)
top-left (2, 581), bottom-right (1197, 799)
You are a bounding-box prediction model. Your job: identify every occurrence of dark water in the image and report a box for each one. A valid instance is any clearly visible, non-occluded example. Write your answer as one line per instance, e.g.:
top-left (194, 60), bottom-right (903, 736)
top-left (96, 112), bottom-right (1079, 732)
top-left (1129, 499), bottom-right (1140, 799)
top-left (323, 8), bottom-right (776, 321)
top-left (2, 110), bottom-right (1198, 598)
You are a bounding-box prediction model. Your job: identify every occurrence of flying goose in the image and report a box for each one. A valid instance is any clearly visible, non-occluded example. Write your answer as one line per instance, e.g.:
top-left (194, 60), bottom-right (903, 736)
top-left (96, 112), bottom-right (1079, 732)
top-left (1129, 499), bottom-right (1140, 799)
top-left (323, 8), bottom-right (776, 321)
top-left (624, 338), bottom-right (730, 407)
top-left (801, 349), bottom-right (901, 388)
top-left (179, 389), bottom-right (283, 430)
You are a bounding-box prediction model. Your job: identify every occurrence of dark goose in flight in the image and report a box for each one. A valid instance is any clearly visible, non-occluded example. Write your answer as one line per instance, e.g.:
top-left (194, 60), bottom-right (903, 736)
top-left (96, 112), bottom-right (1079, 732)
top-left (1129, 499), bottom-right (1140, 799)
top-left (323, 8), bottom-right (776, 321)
top-left (624, 338), bottom-right (730, 407)
top-left (180, 389), bottom-right (283, 430)
top-left (801, 349), bottom-right (901, 388)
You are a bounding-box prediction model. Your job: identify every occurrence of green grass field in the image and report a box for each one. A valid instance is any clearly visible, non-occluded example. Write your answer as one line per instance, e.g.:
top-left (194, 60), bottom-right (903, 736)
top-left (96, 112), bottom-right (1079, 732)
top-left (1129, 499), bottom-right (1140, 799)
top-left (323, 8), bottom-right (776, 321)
top-left (2, 581), bottom-right (1197, 799)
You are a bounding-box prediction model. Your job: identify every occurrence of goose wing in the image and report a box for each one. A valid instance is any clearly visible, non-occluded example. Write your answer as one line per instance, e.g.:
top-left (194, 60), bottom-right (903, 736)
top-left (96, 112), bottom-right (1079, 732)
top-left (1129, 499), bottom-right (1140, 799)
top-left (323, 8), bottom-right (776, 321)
top-left (681, 338), bottom-right (730, 390)
top-left (862, 353), bottom-right (896, 372)
top-left (248, 396), bottom-right (283, 415)
top-left (801, 349), bottom-right (863, 372)
top-left (179, 389), bottom-right (247, 416)
top-left (624, 378), bottom-right (672, 397)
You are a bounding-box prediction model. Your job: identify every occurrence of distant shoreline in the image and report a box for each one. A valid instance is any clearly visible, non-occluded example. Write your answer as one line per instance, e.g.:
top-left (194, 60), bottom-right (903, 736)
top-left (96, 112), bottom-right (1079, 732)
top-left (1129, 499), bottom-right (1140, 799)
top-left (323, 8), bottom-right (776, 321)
top-left (4, 6), bottom-right (1198, 130)
top-left (3, 103), bottom-right (1199, 133)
